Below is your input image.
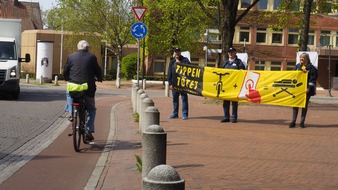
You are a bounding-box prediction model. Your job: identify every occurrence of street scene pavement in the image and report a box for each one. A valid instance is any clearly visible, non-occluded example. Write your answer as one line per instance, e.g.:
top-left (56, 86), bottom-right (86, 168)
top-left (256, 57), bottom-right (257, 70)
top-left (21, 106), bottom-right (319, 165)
top-left (95, 83), bottom-right (338, 190)
top-left (1, 80), bottom-right (338, 190)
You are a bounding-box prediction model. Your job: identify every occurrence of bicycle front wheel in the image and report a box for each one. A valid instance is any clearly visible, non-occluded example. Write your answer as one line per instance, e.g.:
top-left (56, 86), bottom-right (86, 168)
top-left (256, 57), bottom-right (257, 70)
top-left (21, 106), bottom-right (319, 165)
top-left (72, 110), bottom-right (81, 152)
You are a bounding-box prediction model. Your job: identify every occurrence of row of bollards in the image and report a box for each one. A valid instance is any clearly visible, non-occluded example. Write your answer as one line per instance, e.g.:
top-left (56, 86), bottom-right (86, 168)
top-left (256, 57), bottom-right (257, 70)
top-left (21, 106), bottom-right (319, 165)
top-left (24, 74), bottom-right (59, 86)
top-left (131, 82), bottom-right (185, 190)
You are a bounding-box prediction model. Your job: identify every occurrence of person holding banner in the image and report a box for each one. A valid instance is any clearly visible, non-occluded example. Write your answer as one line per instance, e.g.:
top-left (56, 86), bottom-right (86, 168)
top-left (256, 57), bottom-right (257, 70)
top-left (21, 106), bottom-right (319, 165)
top-left (221, 47), bottom-right (246, 123)
top-left (289, 52), bottom-right (318, 128)
top-left (167, 47), bottom-right (191, 120)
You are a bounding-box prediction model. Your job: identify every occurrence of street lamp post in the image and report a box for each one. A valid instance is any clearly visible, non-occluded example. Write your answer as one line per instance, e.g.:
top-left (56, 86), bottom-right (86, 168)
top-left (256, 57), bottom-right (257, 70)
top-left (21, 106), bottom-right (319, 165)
top-left (203, 31), bottom-right (208, 66)
top-left (328, 44), bottom-right (333, 97)
top-left (327, 33), bottom-right (337, 97)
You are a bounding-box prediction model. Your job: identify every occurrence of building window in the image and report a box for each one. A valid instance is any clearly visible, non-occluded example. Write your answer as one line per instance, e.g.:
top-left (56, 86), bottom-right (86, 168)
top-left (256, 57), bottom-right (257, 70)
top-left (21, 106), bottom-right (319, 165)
top-left (272, 33), bottom-right (283, 44)
top-left (154, 61), bottom-right (165, 73)
top-left (320, 30), bottom-right (330, 46)
top-left (326, 3), bottom-right (333, 13)
top-left (256, 27), bottom-right (267, 43)
top-left (308, 30), bottom-right (315, 46)
top-left (287, 62), bottom-right (296, 70)
top-left (241, 0), bottom-right (251, 8)
top-left (191, 57), bottom-right (199, 66)
top-left (272, 28), bottom-right (283, 44)
top-left (240, 26), bottom-right (250, 42)
top-left (207, 58), bottom-right (216, 67)
top-left (255, 60), bottom-right (265, 70)
top-left (258, 0), bottom-right (268, 10)
top-left (288, 29), bottom-right (299, 45)
top-left (273, 0), bottom-right (283, 10)
top-left (271, 61), bottom-right (281, 70)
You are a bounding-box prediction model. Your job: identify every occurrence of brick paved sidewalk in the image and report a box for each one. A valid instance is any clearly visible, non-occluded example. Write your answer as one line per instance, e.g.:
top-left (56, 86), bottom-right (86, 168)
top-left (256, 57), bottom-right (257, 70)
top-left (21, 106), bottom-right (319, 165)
top-left (97, 85), bottom-right (338, 189)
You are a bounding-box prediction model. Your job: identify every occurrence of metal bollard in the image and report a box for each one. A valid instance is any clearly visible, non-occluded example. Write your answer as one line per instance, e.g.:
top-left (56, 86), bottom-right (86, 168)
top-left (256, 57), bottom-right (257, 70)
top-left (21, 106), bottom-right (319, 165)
top-left (54, 75), bottom-right (58, 86)
top-left (142, 124), bottom-right (166, 179)
top-left (25, 74), bottom-right (29, 83)
top-left (131, 83), bottom-right (138, 114)
top-left (143, 79), bottom-right (146, 90)
top-left (165, 81), bottom-right (170, 97)
top-left (140, 98), bottom-right (155, 133)
top-left (136, 89), bottom-right (145, 113)
top-left (138, 93), bottom-right (148, 115)
top-left (40, 75), bottom-right (43, 84)
top-left (138, 93), bottom-right (148, 130)
top-left (143, 164), bottom-right (185, 190)
top-left (116, 78), bottom-right (120, 88)
top-left (142, 106), bottom-right (160, 134)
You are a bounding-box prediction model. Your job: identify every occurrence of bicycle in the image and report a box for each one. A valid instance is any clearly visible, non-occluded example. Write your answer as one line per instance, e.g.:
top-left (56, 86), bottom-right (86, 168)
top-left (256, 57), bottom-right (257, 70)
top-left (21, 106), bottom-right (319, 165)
top-left (213, 71), bottom-right (229, 97)
top-left (68, 90), bottom-right (94, 152)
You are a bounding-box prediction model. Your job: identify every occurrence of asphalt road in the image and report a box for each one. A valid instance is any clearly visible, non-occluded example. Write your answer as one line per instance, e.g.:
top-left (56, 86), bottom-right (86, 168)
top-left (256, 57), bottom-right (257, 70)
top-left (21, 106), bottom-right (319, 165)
top-left (0, 83), bottom-right (129, 189)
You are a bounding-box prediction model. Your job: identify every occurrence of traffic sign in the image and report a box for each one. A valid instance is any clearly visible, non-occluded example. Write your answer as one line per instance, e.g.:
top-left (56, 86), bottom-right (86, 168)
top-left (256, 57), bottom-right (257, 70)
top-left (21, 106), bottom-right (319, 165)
top-left (132, 6), bottom-right (147, 21)
top-left (130, 22), bottom-right (148, 39)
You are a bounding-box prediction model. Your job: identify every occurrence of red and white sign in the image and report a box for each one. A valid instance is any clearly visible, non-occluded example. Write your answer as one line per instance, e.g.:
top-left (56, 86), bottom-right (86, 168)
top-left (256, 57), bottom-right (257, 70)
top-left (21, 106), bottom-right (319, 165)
top-left (132, 6), bottom-right (147, 21)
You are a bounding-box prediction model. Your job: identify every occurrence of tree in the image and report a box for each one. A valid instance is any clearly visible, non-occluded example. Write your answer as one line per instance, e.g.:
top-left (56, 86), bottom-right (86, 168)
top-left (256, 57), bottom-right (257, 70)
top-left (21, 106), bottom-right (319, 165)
top-left (271, 0), bottom-right (338, 51)
top-left (144, 0), bottom-right (211, 63)
top-left (197, 0), bottom-right (260, 62)
top-left (54, 0), bottom-right (135, 88)
top-left (43, 8), bottom-right (60, 30)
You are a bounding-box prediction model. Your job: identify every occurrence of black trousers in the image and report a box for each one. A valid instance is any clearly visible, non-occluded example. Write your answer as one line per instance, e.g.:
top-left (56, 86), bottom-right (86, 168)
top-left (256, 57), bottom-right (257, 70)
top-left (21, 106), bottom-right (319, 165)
top-left (291, 94), bottom-right (311, 124)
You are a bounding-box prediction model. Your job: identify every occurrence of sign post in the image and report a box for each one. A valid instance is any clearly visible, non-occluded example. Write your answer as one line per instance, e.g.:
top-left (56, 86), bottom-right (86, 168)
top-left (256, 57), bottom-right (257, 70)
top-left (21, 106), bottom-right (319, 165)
top-left (130, 22), bottom-right (148, 86)
top-left (131, 7), bottom-right (147, 87)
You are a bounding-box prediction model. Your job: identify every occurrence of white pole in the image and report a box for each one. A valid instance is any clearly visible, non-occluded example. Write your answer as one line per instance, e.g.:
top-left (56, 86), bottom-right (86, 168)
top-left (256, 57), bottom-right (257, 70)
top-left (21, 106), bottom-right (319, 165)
top-left (137, 39), bottom-right (140, 87)
top-left (244, 38), bottom-right (246, 53)
top-left (60, 23), bottom-right (63, 74)
top-left (104, 41), bottom-right (107, 76)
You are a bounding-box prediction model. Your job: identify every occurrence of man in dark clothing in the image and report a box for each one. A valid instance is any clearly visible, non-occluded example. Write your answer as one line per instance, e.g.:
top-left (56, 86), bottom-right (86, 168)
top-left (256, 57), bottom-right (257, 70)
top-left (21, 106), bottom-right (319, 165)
top-left (63, 40), bottom-right (103, 140)
top-left (167, 47), bottom-right (190, 120)
top-left (221, 47), bottom-right (246, 123)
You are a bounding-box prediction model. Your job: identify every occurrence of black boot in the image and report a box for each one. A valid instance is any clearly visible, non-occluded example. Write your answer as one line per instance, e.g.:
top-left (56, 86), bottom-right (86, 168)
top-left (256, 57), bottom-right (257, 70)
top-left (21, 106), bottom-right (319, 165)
top-left (289, 122), bottom-right (296, 128)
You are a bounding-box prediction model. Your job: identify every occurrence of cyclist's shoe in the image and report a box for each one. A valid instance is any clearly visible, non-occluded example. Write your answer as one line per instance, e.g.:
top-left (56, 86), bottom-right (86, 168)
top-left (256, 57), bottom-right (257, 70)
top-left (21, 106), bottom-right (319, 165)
top-left (68, 116), bottom-right (73, 122)
top-left (86, 131), bottom-right (95, 141)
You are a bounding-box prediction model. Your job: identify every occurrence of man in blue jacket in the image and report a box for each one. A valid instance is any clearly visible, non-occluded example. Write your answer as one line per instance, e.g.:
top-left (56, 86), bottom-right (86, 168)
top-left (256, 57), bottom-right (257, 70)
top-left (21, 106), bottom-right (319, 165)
top-left (167, 48), bottom-right (190, 120)
top-left (221, 47), bottom-right (246, 123)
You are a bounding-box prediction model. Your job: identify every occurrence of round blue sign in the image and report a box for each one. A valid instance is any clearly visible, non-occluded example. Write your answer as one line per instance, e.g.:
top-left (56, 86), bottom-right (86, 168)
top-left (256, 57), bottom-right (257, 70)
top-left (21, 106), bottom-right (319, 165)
top-left (130, 22), bottom-right (148, 39)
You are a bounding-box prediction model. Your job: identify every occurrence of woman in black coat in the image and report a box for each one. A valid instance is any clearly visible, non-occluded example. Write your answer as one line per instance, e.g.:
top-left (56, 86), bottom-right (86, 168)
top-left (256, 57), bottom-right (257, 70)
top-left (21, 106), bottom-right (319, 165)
top-left (289, 52), bottom-right (318, 128)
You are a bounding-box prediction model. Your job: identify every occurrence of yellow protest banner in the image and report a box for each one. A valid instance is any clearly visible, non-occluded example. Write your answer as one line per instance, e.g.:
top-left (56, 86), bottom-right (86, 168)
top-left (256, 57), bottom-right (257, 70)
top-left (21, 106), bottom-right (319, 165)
top-left (173, 63), bottom-right (308, 108)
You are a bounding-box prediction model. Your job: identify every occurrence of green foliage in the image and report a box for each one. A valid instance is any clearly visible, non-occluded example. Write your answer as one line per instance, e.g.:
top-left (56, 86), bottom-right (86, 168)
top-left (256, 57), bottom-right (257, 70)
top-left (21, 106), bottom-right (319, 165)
top-left (133, 75), bottom-right (167, 81)
top-left (266, 0), bottom-right (338, 30)
top-left (52, 0), bottom-right (135, 82)
top-left (144, 0), bottom-right (211, 56)
top-left (44, 8), bottom-right (60, 30)
top-left (134, 113), bottom-right (139, 122)
top-left (121, 53), bottom-right (137, 80)
top-left (135, 154), bottom-right (142, 173)
top-left (203, 98), bottom-right (223, 105)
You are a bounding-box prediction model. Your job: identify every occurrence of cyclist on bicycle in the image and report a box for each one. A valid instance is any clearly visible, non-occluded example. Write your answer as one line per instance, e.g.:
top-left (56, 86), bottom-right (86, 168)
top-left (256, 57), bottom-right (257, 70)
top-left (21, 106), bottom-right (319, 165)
top-left (63, 40), bottom-right (103, 141)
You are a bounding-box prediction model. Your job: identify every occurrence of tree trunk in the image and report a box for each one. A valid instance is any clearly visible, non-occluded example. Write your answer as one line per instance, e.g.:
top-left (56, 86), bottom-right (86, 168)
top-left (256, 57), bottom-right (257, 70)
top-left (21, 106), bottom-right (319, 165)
top-left (115, 48), bottom-right (123, 88)
top-left (299, 0), bottom-right (313, 51)
top-left (221, 0), bottom-right (238, 62)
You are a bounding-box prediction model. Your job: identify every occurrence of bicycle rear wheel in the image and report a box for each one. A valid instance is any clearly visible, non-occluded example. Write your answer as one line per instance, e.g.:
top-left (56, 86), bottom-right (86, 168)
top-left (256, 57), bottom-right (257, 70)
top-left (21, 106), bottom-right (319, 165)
top-left (82, 110), bottom-right (90, 144)
top-left (72, 109), bottom-right (81, 152)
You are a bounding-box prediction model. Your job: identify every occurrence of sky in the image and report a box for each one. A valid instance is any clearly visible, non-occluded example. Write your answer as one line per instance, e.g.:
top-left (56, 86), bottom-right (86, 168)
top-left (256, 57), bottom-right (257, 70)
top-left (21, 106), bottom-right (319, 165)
top-left (25, 0), bottom-right (56, 11)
